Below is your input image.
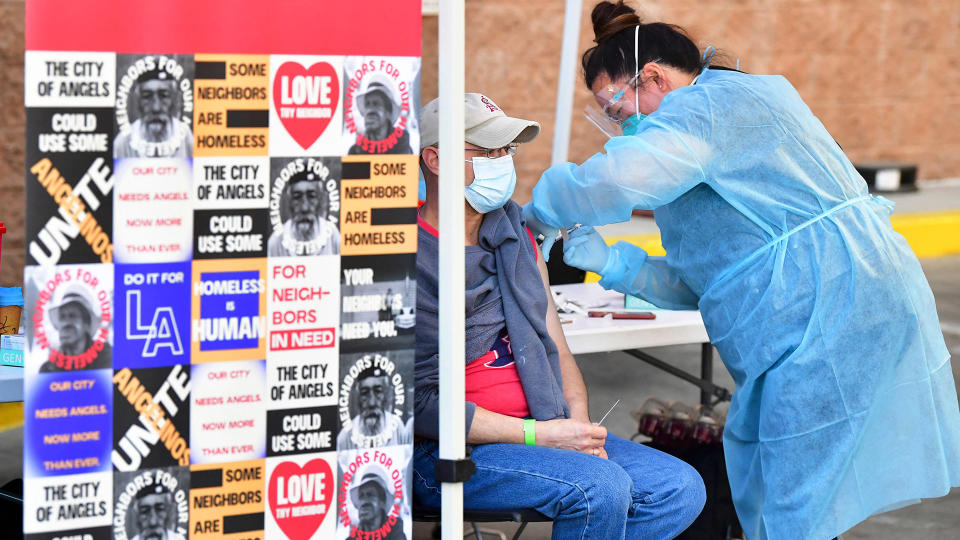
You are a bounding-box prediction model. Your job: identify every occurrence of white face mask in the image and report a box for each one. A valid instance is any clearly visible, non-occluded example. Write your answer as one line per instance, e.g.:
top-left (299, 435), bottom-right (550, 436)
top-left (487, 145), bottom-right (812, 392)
top-left (464, 155), bottom-right (517, 213)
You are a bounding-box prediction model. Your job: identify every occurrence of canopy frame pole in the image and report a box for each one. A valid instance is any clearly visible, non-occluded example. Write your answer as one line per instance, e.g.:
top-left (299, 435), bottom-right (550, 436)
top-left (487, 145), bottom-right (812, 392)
top-left (438, 0), bottom-right (467, 537)
top-left (551, 0), bottom-right (584, 165)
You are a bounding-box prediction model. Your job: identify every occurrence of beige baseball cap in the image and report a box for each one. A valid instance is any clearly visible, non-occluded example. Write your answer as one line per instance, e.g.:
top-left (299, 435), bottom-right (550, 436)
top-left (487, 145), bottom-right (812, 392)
top-left (419, 93), bottom-right (540, 151)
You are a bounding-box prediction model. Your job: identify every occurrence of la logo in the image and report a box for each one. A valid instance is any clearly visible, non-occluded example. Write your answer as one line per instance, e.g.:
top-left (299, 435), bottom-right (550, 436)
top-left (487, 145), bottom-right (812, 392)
top-left (125, 290), bottom-right (184, 356)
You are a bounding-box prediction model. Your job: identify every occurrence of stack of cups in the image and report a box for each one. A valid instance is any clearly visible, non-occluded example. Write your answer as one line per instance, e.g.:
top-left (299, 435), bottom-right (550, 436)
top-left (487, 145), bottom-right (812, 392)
top-left (0, 287), bottom-right (23, 335)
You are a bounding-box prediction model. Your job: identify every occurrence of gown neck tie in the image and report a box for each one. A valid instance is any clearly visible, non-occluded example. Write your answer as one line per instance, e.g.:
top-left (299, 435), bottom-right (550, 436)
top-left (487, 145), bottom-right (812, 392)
top-left (706, 195), bottom-right (880, 293)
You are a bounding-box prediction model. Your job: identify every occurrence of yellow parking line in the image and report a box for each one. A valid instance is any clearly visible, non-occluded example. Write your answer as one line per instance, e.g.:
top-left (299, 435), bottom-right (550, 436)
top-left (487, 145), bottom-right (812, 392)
top-left (583, 210), bottom-right (960, 283)
top-left (0, 402), bottom-right (23, 432)
top-left (890, 210), bottom-right (960, 258)
top-left (584, 233), bottom-right (663, 283)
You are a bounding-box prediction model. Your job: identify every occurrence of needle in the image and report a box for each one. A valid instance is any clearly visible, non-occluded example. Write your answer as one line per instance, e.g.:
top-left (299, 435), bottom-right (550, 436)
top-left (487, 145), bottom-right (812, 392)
top-left (595, 399), bottom-right (621, 426)
top-left (560, 224), bottom-right (582, 243)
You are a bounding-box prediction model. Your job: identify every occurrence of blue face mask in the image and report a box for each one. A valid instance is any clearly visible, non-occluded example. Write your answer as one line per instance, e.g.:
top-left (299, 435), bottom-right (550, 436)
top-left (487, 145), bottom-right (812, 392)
top-left (418, 166), bottom-right (427, 200)
top-left (620, 112), bottom-right (648, 136)
top-left (618, 25), bottom-right (652, 137)
top-left (464, 155), bottom-right (517, 213)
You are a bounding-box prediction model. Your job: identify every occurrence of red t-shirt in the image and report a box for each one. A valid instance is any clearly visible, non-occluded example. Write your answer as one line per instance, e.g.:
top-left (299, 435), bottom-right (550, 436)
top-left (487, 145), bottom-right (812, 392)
top-left (465, 328), bottom-right (530, 418)
top-left (418, 212), bottom-right (537, 418)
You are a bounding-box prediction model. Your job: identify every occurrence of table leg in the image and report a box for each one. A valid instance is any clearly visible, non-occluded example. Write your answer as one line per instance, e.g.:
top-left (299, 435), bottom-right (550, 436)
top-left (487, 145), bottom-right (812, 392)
top-left (700, 343), bottom-right (713, 406)
top-left (623, 347), bottom-right (730, 406)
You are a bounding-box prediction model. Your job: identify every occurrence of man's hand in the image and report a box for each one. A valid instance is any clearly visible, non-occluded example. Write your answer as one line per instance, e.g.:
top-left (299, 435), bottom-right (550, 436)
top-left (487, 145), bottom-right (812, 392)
top-left (536, 418), bottom-right (608, 457)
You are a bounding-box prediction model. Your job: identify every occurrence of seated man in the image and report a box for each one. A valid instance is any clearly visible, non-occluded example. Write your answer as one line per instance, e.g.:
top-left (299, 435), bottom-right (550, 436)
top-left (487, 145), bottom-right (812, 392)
top-left (413, 93), bottom-right (706, 539)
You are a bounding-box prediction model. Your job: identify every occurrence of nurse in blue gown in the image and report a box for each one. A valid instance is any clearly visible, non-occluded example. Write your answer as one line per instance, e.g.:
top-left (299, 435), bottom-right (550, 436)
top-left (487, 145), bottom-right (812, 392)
top-left (524, 2), bottom-right (960, 539)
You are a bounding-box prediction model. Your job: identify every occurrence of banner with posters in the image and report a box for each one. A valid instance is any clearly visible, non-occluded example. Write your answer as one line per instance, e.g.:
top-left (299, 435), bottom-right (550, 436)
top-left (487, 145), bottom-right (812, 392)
top-left (24, 2), bottom-right (421, 538)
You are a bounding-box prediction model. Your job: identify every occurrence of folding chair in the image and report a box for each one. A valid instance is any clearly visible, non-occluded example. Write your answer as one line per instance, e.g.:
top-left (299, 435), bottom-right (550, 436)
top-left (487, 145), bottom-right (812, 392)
top-left (413, 504), bottom-right (551, 540)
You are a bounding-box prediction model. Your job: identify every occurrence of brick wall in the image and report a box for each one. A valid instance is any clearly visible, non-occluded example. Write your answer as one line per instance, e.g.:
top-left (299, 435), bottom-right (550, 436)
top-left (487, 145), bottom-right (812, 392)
top-left (1, 0), bottom-right (25, 286)
top-left (2, 0), bottom-right (958, 284)
top-left (421, 0), bottom-right (960, 202)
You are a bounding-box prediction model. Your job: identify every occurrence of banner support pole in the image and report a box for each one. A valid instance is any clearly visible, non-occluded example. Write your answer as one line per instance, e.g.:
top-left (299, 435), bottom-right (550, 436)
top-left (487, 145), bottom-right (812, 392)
top-left (551, 0), bottom-right (583, 166)
top-left (438, 0), bottom-right (467, 538)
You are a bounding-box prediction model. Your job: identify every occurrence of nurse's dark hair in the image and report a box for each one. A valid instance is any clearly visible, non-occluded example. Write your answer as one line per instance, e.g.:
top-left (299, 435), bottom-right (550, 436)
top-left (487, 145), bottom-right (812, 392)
top-left (582, 1), bottom-right (701, 89)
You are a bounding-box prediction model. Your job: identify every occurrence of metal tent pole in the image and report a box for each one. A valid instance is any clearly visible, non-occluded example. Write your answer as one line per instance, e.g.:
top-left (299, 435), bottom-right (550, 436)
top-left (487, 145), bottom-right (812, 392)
top-left (438, 0), bottom-right (467, 537)
top-left (551, 0), bottom-right (583, 165)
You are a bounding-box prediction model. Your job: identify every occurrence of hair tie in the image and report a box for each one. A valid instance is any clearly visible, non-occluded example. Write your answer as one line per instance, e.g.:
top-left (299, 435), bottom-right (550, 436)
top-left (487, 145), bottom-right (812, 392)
top-left (594, 14), bottom-right (640, 43)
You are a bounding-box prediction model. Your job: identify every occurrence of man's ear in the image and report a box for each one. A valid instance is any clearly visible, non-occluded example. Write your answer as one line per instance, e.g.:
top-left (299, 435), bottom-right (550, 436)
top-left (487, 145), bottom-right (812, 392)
top-left (421, 146), bottom-right (440, 177)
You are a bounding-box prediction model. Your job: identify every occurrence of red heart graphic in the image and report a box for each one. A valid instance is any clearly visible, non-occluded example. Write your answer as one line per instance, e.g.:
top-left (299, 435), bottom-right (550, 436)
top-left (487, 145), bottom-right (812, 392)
top-left (269, 458), bottom-right (335, 540)
top-left (273, 61), bottom-right (340, 150)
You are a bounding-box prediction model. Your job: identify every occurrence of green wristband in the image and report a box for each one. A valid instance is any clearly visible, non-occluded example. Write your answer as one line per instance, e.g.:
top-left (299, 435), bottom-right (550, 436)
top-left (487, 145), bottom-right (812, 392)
top-left (523, 418), bottom-right (536, 446)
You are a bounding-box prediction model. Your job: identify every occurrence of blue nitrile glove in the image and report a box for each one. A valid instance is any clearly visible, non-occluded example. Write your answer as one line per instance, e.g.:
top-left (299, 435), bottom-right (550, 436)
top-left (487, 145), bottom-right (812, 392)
top-left (563, 226), bottom-right (616, 275)
top-left (522, 202), bottom-right (561, 261)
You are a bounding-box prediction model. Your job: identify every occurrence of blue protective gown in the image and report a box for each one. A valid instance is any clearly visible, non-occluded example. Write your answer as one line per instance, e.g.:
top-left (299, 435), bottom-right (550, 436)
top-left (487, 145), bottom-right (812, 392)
top-left (531, 68), bottom-right (960, 539)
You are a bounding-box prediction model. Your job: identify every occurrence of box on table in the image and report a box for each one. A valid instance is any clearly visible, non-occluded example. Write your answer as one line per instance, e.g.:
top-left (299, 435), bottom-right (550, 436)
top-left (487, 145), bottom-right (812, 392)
top-left (0, 334), bottom-right (24, 367)
top-left (624, 294), bottom-right (660, 311)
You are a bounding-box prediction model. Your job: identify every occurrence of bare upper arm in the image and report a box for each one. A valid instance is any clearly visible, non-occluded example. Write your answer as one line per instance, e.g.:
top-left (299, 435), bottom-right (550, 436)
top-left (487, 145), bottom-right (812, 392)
top-left (534, 243), bottom-right (574, 358)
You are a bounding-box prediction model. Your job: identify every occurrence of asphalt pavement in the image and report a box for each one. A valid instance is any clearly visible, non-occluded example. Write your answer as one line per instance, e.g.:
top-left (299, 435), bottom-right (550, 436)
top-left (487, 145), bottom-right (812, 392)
top-left (412, 253), bottom-right (960, 538)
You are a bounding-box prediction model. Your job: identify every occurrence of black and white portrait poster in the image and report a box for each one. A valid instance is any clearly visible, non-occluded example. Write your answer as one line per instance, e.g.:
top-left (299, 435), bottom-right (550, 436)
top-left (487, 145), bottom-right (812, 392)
top-left (268, 157), bottom-right (341, 257)
top-left (114, 54), bottom-right (194, 159)
top-left (336, 447), bottom-right (411, 540)
top-left (342, 57), bottom-right (420, 155)
top-left (112, 466), bottom-right (190, 540)
top-left (25, 2), bottom-right (422, 537)
top-left (24, 264), bottom-right (114, 375)
top-left (337, 350), bottom-right (413, 452)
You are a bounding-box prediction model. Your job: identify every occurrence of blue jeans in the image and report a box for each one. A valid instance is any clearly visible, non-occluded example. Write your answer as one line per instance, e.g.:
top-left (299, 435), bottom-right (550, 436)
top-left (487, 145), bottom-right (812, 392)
top-left (413, 433), bottom-right (706, 539)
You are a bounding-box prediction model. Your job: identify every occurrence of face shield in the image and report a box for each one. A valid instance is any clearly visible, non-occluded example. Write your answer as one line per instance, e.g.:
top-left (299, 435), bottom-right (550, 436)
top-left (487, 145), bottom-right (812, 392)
top-left (584, 26), bottom-right (659, 138)
top-left (583, 72), bottom-right (640, 138)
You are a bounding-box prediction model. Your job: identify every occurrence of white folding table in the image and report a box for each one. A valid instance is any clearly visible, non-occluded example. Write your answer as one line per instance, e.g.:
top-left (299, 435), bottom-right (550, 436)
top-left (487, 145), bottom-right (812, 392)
top-left (0, 366), bottom-right (22, 403)
top-left (553, 282), bottom-right (731, 405)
